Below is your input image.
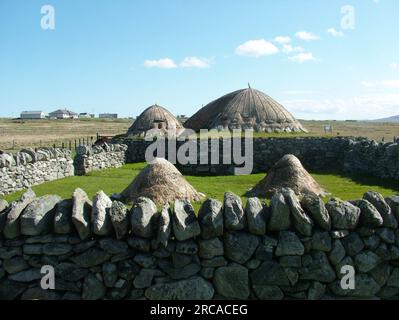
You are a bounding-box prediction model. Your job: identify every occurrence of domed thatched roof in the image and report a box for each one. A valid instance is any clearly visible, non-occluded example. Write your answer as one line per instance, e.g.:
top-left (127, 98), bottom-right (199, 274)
top-left (120, 158), bottom-right (204, 204)
top-left (249, 154), bottom-right (328, 198)
top-left (184, 86), bottom-right (306, 132)
top-left (127, 104), bottom-right (183, 136)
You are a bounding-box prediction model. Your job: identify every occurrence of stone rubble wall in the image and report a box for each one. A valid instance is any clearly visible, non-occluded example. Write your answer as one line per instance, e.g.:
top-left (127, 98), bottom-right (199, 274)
top-left (74, 143), bottom-right (128, 176)
top-left (1, 188), bottom-right (399, 300)
top-left (117, 137), bottom-right (399, 179)
top-left (0, 148), bottom-right (74, 197)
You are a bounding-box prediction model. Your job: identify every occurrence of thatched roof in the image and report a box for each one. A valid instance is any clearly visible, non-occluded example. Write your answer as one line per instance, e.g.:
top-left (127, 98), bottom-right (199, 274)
top-left (127, 104), bottom-right (183, 136)
top-left (249, 154), bottom-right (328, 198)
top-left (184, 86), bottom-right (306, 132)
top-left (121, 158), bottom-right (204, 204)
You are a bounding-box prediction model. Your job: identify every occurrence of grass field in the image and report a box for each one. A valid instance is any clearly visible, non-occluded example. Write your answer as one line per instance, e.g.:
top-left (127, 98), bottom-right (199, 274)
top-left (1, 118), bottom-right (398, 152)
top-left (3, 163), bottom-right (399, 210)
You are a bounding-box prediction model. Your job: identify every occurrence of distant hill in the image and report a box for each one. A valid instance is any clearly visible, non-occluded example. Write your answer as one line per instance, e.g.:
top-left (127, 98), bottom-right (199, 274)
top-left (372, 115), bottom-right (399, 123)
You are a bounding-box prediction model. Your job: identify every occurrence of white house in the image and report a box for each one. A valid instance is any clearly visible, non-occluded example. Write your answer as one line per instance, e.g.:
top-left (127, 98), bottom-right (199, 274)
top-left (20, 111), bottom-right (45, 119)
top-left (49, 109), bottom-right (78, 119)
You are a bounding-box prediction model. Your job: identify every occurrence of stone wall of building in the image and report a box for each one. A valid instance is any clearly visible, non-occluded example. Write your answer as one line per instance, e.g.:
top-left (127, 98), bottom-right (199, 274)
top-left (1, 187), bottom-right (399, 300)
top-left (0, 148), bottom-right (74, 197)
top-left (74, 143), bottom-right (128, 176)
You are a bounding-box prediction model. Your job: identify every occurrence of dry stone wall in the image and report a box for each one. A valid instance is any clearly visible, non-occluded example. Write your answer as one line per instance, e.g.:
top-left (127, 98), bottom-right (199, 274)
top-left (0, 148), bottom-right (74, 197)
top-left (1, 188), bottom-right (399, 300)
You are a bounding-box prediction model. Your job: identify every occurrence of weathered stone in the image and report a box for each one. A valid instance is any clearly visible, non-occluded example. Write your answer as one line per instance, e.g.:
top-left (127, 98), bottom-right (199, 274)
top-left (198, 198), bottom-right (223, 239)
top-left (23, 244), bottom-right (42, 255)
top-left (118, 260), bottom-right (140, 280)
top-left (352, 274), bottom-right (381, 297)
top-left (245, 259), bottom-right (261, 270)
top-left (73, 240), bottom-right (96, 253)
top-left (92, 190), bottom-right (113, 236)
top-left (351, 199), bottom-right (383, 228)
top-left (245, 197), bottom-right (266, 235)
top-left (364, 235), bottom-right (381, 250)
top-left (386, 195), bottom-right (399, 222)
top-left (199, 238), bottom-right (224, 259)
top-left (200, 267), bottom-right (214, 279)
top-left (72, 188), bottom-right (92, 240)
top-left (201, 257), bottom-right (228, 268)
top-left (0, 199), bottom-right (8, 213)
top-left (134, 269), bottom-right (154, 289)
top-left (342, 233), bottom-right (364, 256)
top-left (308, 281), bottom-right (326, 300)
top-left (172, 253), bottom-right (193, 268)
top-left (311, 231), bottom-right (332, 252)
top-left (102, 262), bottom-right (118, 287)
top-left (134, 254), bottom-right (156, 269)
top-left (326, 198), bottom-right (361, 230)
top-left (364, 191), bottom-right (398, 228)
top-left (369, 263), bottom-right (391, 287)
top-left (330, 230), bottom-right (350, 239)
top-left (4, 189), bottom-right (36, 239)
top-left (108, 279), bottom-right (131, 300)
top-left (21, 287), bottom-right (62, 300)
top-left (355, 251), bottom-right (381, 273)
top-left (82, 273), bottom-right (106, 300)
top-left (175, 240), bottom-right (198, 255)
top-left (253, 285), bottom-right (284, 300)
top-left (55, 262), bottom-right (88, 281)
top-left (251, 260), bottom-right (290, 286)
top-left (131, 197), bottom-right (157, 238)
top-left (3, 257), bottom-right (29, 274)
top-left (283, 188), bottom-right (313, 236)
top-left (276, 231), bottom-right (304, 256)
top-left (0, 279), bottom-right (27, 300)
top-left (328, 239), bottom-right (346, 265)
top-left (301, 193), bottom-right (331, 230)
top-left (376, 228), bottom-right (396, 244)
top-left (279, 256), bottom-right (302, 268)
top-left (387, 268), bottom-right (399, 288)
top-left (223, 192), bottom-right (245, 231)
top-left (110, 201), bottom-right (129, 240)
top-left (214, 264), bottom-right (249, 299)
top-left (99, 238), bottom-right (128, 255)
top-left (62, 292), bottom-right (82, 300)
top-left (173, 199), bottom-right (200, 241)
top-left (268, 192), bottom-right (291, 231)
top-left (158, 260), bottom-right (201, 280)
top-left (224, 231), bottom-right (259, 264)
top-left (54, 199), bottom-right (73, 234)
top-left (8, 268), bottom-right (42, 282)
top-left (43, 243), bottom-right (72, 256)
top-left (156, 204), bottom-right (171, 247)
top-left (70, 248), bottom-right (111, 268)
top-left (377, 286), bottom-right (399, 299)
top-left (145, 276), bottom-right (214, 300)
top-left (299, 251), bottom-right (336, 283)
top-left (127, 236), bottom-right (151, 252)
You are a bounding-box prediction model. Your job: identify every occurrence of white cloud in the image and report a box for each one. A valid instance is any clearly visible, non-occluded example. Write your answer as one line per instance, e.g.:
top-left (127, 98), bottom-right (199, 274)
top-left (180, 57), bottom-right (210, 68)
top-left (282, 44), bottom-right (305, 54)
top-left (235, 39), bottom-right (279, 58)
top-left (361, 80), bottom-right (399, 89)
top-left (274, 36), bottom-right (291, 44)
top-left (144, 58), bottom-right (177, 69)
top-left (390, 63), bottom-right (399, 70)
top-left (327, 28), bottom-right (344, 37)
top-left (295, 31), bottom-right (320, 41)
top-left (289, 52), bottom-right (316, 63)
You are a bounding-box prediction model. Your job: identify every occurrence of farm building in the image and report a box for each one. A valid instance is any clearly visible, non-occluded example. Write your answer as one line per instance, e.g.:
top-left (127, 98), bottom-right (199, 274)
top-left (127, 104), bottom-right (183, 136)
top-left (49, 109), bottom-right (78, 119)
top-left (79, 112), bottom-right (95, 118)
top-left (20, 111), bottom-right (45, 119)
top-left (99, 113), bottom-right (118, 119)
top-left (184, 85), bottom-right (307, 133)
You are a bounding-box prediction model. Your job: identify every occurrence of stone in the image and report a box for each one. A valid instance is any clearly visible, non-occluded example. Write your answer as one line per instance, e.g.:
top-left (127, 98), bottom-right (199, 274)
top-left (387, 268), bottom-right (399, 288)
top-left (99, 238), bottom-right (128, 255)
top-left (245, 259), bottom-right (261, 270)
top-left (268, 192), bottom-right (291, 231)
top-left (199, 238), bottom-right (224, 259)
top-left (214, 264), bottom-right (249, 299)
top-left (364, 191), bottom-right (398, 228)
top-left (251, 260), bottom-right (290, 286)
top-left (330, 230), bottom-right (350, 239)
top-left (351, 274), bottom-right (381, 297)
top-left (134, 269), bottom-right (154, 289)
top-left (253, 285), bottom-right (284, 300)
top-left (282, 188), bottom-right (313, 236)
top-left (308, 281), bottom-right (326, 300)
top-left (172, 253), bottom-right (192, 268)
top-left (326, 198), bottom-right (361, 230)
top-left (342, 233), bottom-right (364, 256)
top-left (364, 235), bottom-right (381, 250)
top-left (351, 199), bottom-right (383, 228)
top-left (328, 240), bottom-right (346, 265)
top-left (62, 292), bottom-right (82, 300)
top-left (175, 240), bottom-right (198, 255)
top-left (127, 236), bottom-right (151, 252)
top-left (156, 204), bottom-right (171, 247)
top-left (145, 276), bottom-right (214, 300)
top-left (82, 273), bottom-right (106, 300)
top-left (276, 231), bottom-right (304, 256)
top-left (23, 244), bottom-right (42, 255)
top-left (158, 260), bottom-right (201, 280)
top-left (73, 240), bottom-right (96, 253)
top-left (386, 195), bottom-right (399, 222)
top-left (102, 262), bottom-right (118, 287)
top-left (72, 188), bottom-right (92, 240)
top-left (42, 243), bottom-right (72, 256)
top-left (70, 248), bottom-right (111, 268)
top-left (3, 257), bottom-right (29, 274)
top-left (108, 279), bottom-right (131, 300)
top-left (299, 251), bottom-right (336, 283)
top-left (334, 256), bottom-right (355, 279)
top-left (4, 189), bottom-right (36, 239)
top-left (21, 287), bottom-right (62, 300)
top-left (376, 228), bottom-right (396, 244)
top-left (118, 260), bottom-right (140, 280)
top-left (55, 263), bottom-right (88, 281)
top-left (301, 193), bottom-right (331, 230)
top-left (134, 254), bottom-right (156, 269)
top-left (224, 192), bottom-right (245, 231)
top-left (279, 256), bottom-right (302, 268)
top-left (131, 197), bottom-right (157, 238)
top-left (354, 251), bottom-right (381, 273)
top-left (0, 199), bottom-right (8, 213)
top-left (0, 279), bottom-right (28, 300)
top-left (369, 263), bottom-right (391, 287)
top-left (201, 257), bottom-right (228, 268)
top-left (200, 267), bottom-right (214, 279)
top-left (173, 199), bottom-right (200, 241)
top-left (198, 198), bottom-right (223, 239)
top-left (375, 242), bottom-right (391, 261)
top-left (92, 190), bottom-right (113, 236)
top-left (224, 231), bottom-right (259, 264)
top-left (8, 268), bottom-right (42, 282)
top-left (54, 199), bottom-right (73, 234)
top-left (377, 287), bottom-right (399, 299)
top-left (245, 197), bottom-right (266, 235)
top-left (311, 231), bottom-right (332, 252)
top-left (110, 201), bottom-right (129, 240)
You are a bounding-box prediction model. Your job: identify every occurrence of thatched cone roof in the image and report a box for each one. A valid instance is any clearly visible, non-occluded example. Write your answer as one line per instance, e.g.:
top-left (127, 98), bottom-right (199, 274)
top-left (127, 104), bottom-right (183, 136)
top-left (249, 154), bottom-right (327, 198)
top-left (121, 158), bottom-right (203, 204)
top-left (184, 86), bottom-right (307, 133)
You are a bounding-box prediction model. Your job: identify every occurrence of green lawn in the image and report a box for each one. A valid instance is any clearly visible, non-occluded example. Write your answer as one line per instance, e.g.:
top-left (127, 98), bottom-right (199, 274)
top-left (2, 163), bottom-right (399, 211)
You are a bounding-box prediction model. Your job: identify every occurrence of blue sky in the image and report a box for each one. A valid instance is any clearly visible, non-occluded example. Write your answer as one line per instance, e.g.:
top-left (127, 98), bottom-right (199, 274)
top-left (0, 0), bottom-right (398, 120)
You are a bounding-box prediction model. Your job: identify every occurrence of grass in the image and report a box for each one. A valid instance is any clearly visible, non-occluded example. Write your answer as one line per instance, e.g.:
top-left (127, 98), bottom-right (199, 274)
top-left (2, 163), bottom-right (399, 211)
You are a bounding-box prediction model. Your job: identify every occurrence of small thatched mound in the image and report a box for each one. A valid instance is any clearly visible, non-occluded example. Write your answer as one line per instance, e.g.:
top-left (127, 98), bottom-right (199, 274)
top-left (249, 154), bottom-right (328, 198)
top-left (121, 158), bottom-right (203, 204)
